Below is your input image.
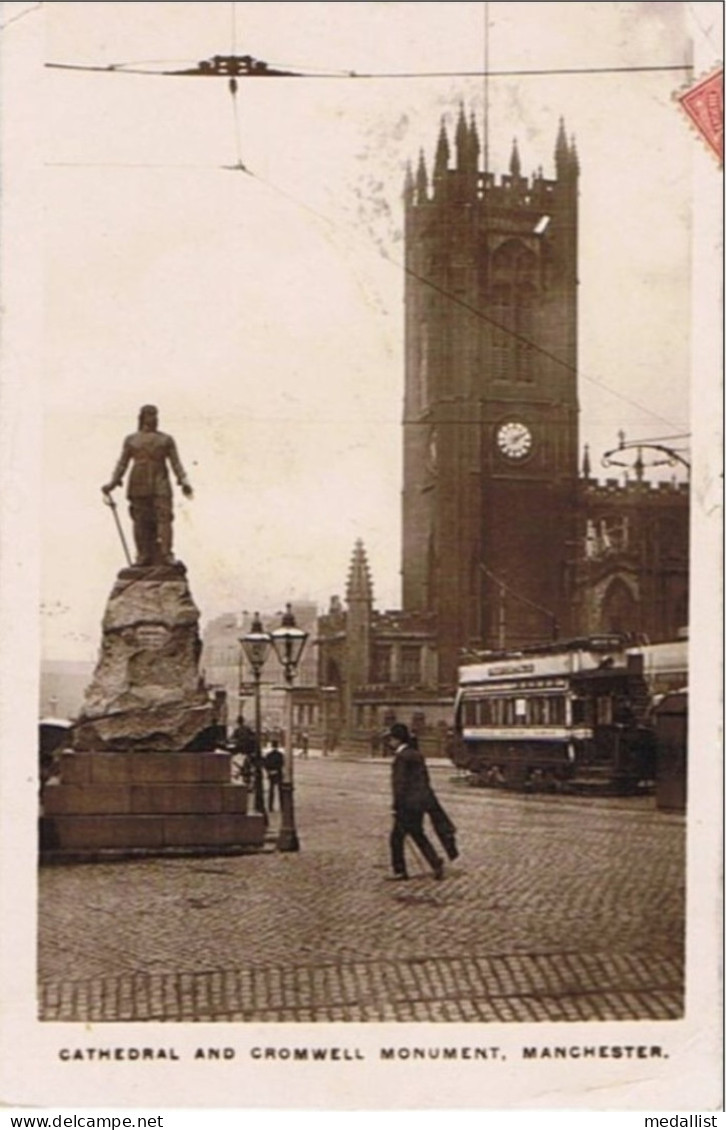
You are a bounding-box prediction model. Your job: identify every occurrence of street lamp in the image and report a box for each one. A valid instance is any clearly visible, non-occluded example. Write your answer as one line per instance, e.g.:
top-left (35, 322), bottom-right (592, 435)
top-left (270, 603), bottom-right (308, 852)
top-left (240, 612), bottom-right (272, 821)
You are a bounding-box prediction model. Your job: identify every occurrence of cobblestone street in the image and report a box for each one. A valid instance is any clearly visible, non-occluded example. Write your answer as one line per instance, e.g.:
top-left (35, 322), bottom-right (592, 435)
top-left (38, 757), bottom-right (685, 1023)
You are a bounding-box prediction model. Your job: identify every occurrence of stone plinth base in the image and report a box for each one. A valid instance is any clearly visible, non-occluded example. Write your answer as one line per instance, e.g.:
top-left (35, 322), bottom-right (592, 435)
top-left (72, 563), bottom-right (217, 753)
top-left (40, 750), bottom-right (266, 861)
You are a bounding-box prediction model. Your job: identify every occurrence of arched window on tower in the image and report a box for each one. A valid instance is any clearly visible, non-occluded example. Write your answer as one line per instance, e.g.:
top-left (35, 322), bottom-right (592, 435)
top-left (600, 578), bottom-right (638, 636)
top-left (489, 240), bottom-right (538, 383)
top-left (490, 284), bottom-right (512, 381)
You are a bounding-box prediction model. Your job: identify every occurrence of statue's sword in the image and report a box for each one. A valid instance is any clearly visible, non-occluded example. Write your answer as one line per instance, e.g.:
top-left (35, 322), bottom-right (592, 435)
top-left (102, 490), bottom-right (133, 567)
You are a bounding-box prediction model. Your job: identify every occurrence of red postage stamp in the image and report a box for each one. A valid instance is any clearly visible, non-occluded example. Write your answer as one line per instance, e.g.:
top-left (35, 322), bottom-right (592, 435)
top-left (675, 65), bottom-right (724, 164)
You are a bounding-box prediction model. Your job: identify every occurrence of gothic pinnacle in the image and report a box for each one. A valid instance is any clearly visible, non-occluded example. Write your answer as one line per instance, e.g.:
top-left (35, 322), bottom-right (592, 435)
top-left (434, 118), bottom-right (450, 178)
top-left (455, 103), bottom-right (468, 168)
top-left (469, 111), bottom-right (481, 159)
top-left (555, 116), bottom-right (569, 172)
top-left (416, 149), bottom-right (428, 203)
top-left (346, 539), bottom-right (373, 604)
top-left (509, 137), bottom-right (521, 178)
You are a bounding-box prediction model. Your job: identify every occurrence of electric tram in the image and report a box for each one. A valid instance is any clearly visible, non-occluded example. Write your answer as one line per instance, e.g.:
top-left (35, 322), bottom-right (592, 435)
top-left (451, 635), bottom-right (687, 793)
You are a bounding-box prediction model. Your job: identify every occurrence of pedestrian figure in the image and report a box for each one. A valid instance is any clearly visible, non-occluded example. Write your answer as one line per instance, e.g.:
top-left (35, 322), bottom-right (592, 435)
top-left (409, 732), bottom-right (459, 861)
top-left (263, 741), bottom-right (284, 812)
top-left (300, 731), bottom-right (310, 759)
top-left (231, 719), bottom-right (256, 786)
top-left (385, 722), bottom-right (444, 881)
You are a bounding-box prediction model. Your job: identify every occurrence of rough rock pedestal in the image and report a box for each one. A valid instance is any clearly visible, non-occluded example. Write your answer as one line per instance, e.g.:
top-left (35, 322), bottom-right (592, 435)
top-left (72, 563), bottom-right (215, 751)
top-left (41, 564), bottom-right (266, 859)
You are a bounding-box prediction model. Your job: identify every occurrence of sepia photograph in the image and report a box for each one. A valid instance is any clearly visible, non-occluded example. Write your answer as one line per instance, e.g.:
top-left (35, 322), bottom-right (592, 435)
top-left (0, 0), bottom-right (722, 1114)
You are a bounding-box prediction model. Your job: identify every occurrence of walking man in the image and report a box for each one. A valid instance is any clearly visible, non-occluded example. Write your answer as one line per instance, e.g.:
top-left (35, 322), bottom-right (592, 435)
top-left (385, 722), bottom-right (444, 881)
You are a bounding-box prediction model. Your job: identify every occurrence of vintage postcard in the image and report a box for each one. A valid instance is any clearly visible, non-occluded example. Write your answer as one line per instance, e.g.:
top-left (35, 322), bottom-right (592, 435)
top-left (0, 0), bottom-right (722, 1115)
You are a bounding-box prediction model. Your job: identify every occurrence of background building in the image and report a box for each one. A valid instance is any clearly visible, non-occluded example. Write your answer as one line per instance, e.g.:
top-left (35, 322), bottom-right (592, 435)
top-left (39, 660), bottom-right (94, 721)
top-left (201, 602), bottom-right (318, 739)
top-left (316, 108), bottom-right (689, 751)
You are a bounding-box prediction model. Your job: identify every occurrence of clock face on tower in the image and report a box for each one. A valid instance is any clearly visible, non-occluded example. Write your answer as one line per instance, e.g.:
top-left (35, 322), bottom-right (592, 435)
top-left (496, 420), bottom-right (533, 461)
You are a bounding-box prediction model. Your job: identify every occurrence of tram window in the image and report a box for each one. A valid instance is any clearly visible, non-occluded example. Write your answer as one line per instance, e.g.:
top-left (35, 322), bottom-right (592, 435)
top-left (464, 700), bottom-right (477, 726)
top-left (515, 697), bottom-right (526, 718)
top-left (550, 697), bottom-right (565, 725)
top-left (595, 696), bottom-right (613, 724)
top-left (572, 698), bottom-right (585, 724)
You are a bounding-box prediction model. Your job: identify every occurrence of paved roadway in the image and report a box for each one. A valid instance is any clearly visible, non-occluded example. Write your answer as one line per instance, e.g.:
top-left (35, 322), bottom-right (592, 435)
top-left (38, 756), bottom-right (685, 1023)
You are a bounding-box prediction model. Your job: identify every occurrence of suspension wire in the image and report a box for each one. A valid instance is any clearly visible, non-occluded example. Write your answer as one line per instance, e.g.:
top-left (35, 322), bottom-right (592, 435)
top-left (43, 15), bottom-right (688, 436)
top-left (41, 153), bottom-right (690, 437)
top-left (483, 1), bottom-right (489, 177)
top-left (241, 164), bottom-right (684, 432)
top-left (227, 1), bottom-right (246, 169)
top-left (229, 80), bottom-right (246, 169)
top-left (479, 561), bottom-right (557, 624)
top-left (41, 143), bottom-right (687, 433)
top-left (45, 160), bottom-right (225, 169)
top-left (54, 145), bottom-right (679, 433)
top-left (0, 2), bottom-right (42, 31)
top-left (46, 60), bottom-right (694, 78)
top-left (617, 433), bottom-right (690, 444)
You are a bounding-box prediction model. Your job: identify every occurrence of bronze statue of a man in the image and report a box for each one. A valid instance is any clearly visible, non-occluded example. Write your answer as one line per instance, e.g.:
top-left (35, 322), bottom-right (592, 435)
top-left (102, 405), bottom-right (193, 566)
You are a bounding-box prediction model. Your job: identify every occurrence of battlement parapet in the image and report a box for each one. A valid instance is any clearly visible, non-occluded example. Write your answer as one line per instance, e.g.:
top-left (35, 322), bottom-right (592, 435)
top-left (373, 609), bottom-right (437, 635)
top-left (405, 108), bottom-right (578, 211)
top-left (581, 477), bottom-right (690, 500)
top-left (411, 171), bottom-right (560, 211)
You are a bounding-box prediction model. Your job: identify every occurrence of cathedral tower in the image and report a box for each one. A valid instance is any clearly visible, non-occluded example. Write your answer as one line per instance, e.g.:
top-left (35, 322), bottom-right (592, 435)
top-left (402, 110), bottom-right (580, 685)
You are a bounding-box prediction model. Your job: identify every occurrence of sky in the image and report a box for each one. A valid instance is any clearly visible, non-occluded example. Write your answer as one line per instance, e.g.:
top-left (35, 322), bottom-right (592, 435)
top-left (28, 1), bottom-right (701, 660)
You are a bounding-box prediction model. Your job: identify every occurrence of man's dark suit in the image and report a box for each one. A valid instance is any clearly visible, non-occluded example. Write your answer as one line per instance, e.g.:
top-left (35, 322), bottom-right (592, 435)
top-left (389, 742), bottom-right (443, 878)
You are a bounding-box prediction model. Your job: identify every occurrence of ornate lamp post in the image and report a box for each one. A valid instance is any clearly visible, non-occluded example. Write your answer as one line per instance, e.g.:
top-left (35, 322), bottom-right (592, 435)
top-left (270, 603), bottom-right (308, 852)
top-left (240, 612), bottom-right (272, 821)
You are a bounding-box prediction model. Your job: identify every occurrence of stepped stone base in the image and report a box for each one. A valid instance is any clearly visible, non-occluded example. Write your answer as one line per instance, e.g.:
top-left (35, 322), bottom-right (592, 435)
top-left (40, 750), bottom-right (266, 860)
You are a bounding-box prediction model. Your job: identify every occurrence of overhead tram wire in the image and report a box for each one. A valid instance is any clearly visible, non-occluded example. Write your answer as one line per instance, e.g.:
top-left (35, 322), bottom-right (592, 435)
top-left (45, 45), bottom-right (690, 434)
top-left (483, 1), bottom-right (490, 177)
top-left (44, 138), bottom-right (687, 435)
top-left (42, 142), bottom-right (688, 435)
top-left (226, 1), bottom-right (248, 171)
top-left (239, 164), bottom-right (686, 434)
top-left (0, 2), bottom-right (42, 32)
top-left (45, 60), bottom-right (693, 79)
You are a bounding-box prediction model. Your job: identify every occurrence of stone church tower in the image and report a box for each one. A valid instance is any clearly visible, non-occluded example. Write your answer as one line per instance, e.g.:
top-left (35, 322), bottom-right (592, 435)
top-left (402, 110), bottom-right (581, 684)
